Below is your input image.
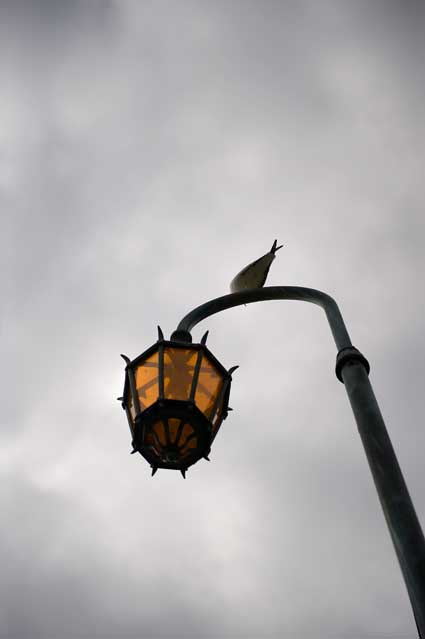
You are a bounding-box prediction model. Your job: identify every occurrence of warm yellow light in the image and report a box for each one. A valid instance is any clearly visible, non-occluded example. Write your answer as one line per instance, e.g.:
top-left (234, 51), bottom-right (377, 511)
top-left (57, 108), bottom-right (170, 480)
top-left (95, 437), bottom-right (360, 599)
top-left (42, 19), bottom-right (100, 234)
top-left (194, 354), bottom-right (224, 419)
top-left (163, 347), bottom-right (198, 401)
top-left (134, 350), bottom-right (160, 410)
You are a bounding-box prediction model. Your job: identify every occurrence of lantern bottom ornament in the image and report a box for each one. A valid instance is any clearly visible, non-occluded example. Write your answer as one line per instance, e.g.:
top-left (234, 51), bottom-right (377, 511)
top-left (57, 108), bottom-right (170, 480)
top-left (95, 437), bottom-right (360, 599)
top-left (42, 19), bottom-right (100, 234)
top-left (132, 399), bottom-right (213, 477)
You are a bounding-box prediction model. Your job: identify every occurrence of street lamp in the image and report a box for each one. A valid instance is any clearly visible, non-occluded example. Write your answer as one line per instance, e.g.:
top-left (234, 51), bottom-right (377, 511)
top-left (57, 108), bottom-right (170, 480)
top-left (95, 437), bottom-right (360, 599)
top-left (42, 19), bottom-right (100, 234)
top-left (119, 327), bottom-right (237, 477)
top-left (118, 285), bottom-right (425, 637)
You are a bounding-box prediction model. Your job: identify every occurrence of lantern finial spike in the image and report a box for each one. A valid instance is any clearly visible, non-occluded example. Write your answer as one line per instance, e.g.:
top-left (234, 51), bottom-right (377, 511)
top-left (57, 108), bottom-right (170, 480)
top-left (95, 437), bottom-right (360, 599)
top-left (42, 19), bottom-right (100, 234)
top-left (227, 407), bottom-right (233, 411)
top-left (180, 469), bottom-right (187, 478)
top-left (157, 326), bottom-right (164, 341)
top-left (120, 354), bottom-right (131, 365)
top-left (228, 365), bottom-right (239, 375)
top-left (203, 455), bottom-right (211, 462)
top-left (201, 330), bottom-right (209, 345)
top-left (151, 466), bottom-right (158, 477)
top-left (130, 448), bottom-right (138, 454)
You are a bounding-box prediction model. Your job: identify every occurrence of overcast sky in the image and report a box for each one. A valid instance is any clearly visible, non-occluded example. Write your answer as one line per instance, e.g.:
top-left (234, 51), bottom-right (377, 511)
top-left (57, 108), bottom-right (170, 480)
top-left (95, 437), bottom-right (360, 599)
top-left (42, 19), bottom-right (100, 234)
top-left (2, 1), bottom-right (425, 638)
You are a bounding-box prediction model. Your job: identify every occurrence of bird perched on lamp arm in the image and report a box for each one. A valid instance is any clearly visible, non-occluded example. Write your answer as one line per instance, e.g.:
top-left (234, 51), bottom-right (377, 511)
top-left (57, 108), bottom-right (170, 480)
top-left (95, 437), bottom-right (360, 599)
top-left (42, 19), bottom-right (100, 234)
top-left (230, 239), bottom-right (283, 293)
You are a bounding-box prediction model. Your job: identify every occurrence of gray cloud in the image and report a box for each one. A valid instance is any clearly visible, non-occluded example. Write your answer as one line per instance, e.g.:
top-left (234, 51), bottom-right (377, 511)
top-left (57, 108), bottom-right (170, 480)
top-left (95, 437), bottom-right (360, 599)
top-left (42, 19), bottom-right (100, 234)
top-left (2, 1), bottom-right (425, 637)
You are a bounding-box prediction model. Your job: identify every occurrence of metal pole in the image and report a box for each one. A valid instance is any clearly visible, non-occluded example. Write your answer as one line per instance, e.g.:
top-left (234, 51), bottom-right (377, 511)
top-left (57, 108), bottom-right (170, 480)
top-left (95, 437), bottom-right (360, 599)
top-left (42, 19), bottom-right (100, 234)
top-left (337, 357), bottom-right (425, 637)
top-left (173, 286), bottom-right (425, 636)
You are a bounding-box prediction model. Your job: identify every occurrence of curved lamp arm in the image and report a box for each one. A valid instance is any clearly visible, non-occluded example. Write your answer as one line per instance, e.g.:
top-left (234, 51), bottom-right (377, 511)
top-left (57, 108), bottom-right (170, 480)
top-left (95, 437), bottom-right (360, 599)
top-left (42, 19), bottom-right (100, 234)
top-left (173, 286), bottom-right (351, 351)
top-left (172, 285), bottom-right (425, 638)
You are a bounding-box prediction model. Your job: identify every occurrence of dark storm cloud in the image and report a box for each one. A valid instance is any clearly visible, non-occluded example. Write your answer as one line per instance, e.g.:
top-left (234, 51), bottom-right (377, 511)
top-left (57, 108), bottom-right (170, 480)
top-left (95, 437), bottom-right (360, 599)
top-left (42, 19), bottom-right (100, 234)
top-left (2, 1), bottom-right (425, 638)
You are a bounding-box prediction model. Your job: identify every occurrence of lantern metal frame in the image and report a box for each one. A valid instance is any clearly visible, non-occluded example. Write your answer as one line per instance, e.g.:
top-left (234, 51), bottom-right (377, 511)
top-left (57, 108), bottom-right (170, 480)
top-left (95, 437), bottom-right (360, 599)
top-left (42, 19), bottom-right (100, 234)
top-left (120, 331), bottom-right (235, 476)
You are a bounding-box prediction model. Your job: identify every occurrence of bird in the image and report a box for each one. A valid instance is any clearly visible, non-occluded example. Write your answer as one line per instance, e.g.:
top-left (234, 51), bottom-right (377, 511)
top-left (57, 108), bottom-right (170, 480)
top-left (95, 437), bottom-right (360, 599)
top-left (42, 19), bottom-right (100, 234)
top-left (230, 239), bottom-right (283, 293)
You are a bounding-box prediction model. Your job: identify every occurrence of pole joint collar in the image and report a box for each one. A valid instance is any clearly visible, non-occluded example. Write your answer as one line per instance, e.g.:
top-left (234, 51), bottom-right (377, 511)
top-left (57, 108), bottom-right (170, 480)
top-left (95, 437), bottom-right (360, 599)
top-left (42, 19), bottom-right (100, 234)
top-left (335, 346), bottom-right (370, 382)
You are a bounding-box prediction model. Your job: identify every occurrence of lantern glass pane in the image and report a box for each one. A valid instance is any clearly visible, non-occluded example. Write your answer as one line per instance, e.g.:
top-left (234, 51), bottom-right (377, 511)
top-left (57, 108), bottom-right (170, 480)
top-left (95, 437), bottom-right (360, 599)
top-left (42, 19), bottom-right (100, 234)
top-left (163, 347), bottom-right (198, 401)
top-left (212, 405), bottom-right (223, 434)
top-left (152, 420), bottom-right (167, 446)
top-left (178, 423), bottom-right (197, 457)
top-left (135, 351), bottom-right (159, 410)
top-left (195, 355), bottom-right (224, 418)
top-left (126, 385), bottom-right (136, 421)
top-left (145, 423), bottom-right (161, 455)
top-left (168, 418), bottom-right (182, 444)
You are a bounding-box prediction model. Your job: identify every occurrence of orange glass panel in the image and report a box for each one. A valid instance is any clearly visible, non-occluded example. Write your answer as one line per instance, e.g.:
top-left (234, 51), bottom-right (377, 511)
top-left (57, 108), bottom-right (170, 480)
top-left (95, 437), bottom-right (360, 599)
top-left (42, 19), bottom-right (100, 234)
top-left (135, 351), bottom-right (159, 410)
top-left (178, 423), bottom-right (196, 455)
top-left (167, 418), bottom-right (181, 444)
top-left (145, 430), bottom-right (161, 455)
top-left (180, 437), bottom-right (197, 455)
top-left (195, 355), bottom-right (224, 418)
top-left (179, 423), bottom-right (194, 442)
top-left (152, 420), bottom-right (167, 446)
top-left (163, 347), bottom-right (198, 401)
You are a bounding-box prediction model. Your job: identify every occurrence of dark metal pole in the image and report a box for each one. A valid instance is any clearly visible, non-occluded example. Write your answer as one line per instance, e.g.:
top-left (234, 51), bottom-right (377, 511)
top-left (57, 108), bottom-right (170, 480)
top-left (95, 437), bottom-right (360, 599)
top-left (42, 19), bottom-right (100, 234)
top-left (337, 357), bottom-right (425, 636)
top-left (172, 286), bottom-right (425, 637)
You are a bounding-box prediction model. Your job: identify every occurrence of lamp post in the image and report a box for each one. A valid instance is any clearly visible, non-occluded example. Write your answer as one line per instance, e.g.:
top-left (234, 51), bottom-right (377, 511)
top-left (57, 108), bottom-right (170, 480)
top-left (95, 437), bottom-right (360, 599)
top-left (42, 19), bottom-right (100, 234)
top-left (119, 285), bottom-right (425, 636)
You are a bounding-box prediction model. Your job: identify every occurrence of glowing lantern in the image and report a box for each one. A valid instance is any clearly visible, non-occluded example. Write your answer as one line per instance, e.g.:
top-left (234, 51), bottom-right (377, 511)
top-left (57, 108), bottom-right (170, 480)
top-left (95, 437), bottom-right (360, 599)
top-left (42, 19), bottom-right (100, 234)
top-left (119, 328), bottom-right (237, 477)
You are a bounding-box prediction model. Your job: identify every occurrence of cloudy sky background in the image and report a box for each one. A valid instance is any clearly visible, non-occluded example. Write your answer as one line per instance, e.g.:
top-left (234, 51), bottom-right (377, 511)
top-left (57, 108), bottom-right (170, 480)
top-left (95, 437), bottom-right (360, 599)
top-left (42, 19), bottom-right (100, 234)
top-left (2, 1), bottom-right (425, 637)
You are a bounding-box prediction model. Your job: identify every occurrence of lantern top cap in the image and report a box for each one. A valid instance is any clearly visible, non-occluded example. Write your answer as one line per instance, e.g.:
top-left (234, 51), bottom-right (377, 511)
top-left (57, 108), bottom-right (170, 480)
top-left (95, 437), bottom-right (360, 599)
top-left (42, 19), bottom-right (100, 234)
top-left (170, 329), bottom-right (192, 343)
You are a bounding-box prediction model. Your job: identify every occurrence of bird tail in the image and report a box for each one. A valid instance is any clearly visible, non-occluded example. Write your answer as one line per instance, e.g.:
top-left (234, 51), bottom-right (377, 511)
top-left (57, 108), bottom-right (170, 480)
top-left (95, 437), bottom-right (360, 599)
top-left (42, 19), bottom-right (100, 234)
top-left (271, 239), bottom-right (283, 253)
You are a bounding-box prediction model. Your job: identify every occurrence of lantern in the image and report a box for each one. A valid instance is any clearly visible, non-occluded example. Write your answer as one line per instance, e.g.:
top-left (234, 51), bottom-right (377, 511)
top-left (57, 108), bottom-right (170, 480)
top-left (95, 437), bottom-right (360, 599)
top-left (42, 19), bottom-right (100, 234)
top-left (119, 328), bottom-right (237, 477)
